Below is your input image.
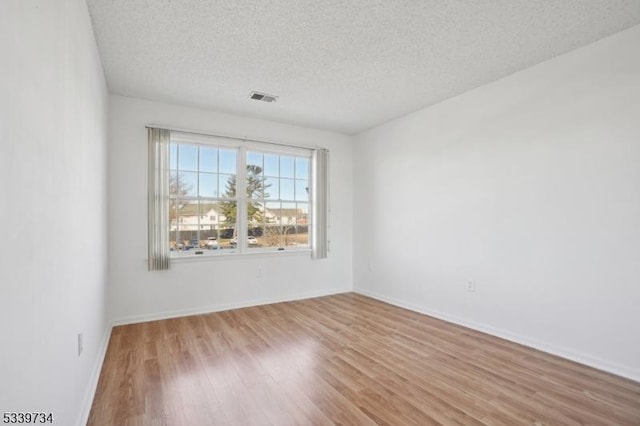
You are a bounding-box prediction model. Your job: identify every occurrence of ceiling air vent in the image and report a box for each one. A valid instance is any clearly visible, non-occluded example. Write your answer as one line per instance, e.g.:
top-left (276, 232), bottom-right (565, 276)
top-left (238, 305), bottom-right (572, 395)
top-left (249, 91), bottom-right (278, 103)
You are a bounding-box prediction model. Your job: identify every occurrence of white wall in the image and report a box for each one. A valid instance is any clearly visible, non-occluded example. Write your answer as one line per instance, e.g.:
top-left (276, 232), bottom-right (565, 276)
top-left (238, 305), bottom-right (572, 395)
top-left (108, 95), bottom-right (353, 322)
top-left (353, 25), bottom-right (640, 381)
top-left (0, 1), bottom-right (109, 425)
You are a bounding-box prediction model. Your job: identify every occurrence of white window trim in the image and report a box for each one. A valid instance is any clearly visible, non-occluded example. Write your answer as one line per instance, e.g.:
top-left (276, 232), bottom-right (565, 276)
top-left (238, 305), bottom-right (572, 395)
top-left (169, 247), bottom-right (313, 264)
top-left (148, 126), bottom-right (327, 265)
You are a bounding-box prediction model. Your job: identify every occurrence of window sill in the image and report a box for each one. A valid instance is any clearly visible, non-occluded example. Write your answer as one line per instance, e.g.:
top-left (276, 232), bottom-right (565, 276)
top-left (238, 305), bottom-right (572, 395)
top-left (169, 248), bottom-right (312, 264)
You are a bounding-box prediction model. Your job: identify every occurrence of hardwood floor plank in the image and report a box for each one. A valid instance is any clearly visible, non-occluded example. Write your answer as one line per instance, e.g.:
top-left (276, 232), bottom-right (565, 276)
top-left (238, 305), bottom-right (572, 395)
top-left (88, 293), bottom-right (640, 425)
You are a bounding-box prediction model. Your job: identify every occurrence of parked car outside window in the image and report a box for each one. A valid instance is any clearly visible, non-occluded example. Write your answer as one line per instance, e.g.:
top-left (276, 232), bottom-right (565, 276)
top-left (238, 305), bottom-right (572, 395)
top-left (206, 237), bottom-right (219, 249)
top-left (229, 236), bottom-right (258, 245)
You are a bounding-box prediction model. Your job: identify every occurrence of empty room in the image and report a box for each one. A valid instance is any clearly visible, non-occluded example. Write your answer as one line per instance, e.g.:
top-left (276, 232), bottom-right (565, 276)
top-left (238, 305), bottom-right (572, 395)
top-left (2, 0), bottom-right (640, 425)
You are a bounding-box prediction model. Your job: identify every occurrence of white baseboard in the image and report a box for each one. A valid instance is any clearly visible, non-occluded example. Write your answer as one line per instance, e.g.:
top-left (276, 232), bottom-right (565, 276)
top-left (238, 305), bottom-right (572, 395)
top-left (111, 287), bottom-right (351, 326)
top-left (77, 324), bottom-right (112, 426)
top-left (354, 288), bottom-right (640, 383)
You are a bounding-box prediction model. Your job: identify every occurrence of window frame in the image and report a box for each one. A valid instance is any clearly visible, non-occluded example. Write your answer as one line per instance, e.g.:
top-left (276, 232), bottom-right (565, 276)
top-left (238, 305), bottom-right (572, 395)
top-left (168, 131), bottom-right (314, 259)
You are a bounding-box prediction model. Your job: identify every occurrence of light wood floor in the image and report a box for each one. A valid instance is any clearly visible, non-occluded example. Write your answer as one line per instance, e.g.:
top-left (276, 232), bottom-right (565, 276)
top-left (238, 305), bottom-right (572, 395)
top-left (88, 293), bottom-right (640, 425)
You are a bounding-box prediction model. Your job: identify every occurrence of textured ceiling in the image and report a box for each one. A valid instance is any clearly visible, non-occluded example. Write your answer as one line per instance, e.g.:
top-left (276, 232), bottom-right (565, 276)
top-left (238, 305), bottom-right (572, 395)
top-left (87, 0), bottom-right (640, 134)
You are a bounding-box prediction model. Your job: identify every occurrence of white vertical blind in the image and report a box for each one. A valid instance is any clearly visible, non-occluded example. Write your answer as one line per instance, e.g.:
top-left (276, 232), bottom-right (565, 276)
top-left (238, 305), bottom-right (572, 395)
top-left (312, 148), bottom-right (329, 259)
top-left (148, 127), bottom-right (171, 270)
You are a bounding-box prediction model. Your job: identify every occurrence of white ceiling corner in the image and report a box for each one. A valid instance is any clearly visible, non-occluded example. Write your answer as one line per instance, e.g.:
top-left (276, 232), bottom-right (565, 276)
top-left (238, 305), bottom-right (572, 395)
top-left (86, 0), bottom-right (640, 134)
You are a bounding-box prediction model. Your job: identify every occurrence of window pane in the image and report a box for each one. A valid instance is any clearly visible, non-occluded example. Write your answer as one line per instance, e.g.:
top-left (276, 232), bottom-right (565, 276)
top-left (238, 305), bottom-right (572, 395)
top-left (247, 152), bottom-right (262, 170)
top-left (219, 174), bottom-right (235, 198)
top-left (262, 213), bottom-right (294, 248)
top-left (297, 203), bottom-right (310, 225)
top-left (199, 173), bottom-right (217, 197)
top-left (280, 199), bottom-right (299, 246)
top-left (169, 170), bottom-right (179, 197)
top-left (169, 200), bottom-right (232, 254)
top-left (278, 201), bottom-right (297, 248)
top-left (280, 178), bottom-right (294, 200)
top-left (281, 202), bottom-right (296, 224)
top-left (169, 143), bottom-right (177, 170)
top-left (199, 147), bottom-right (218, 173)
top-left (219, 149), bottom-right (236, 174)
top-left (263, 225), bottom-right (281, 247)
top-left (169, 196), bottom-right (179, 252)
top-left (295, 180), bottom-right (309, 201)
top-left (264, 177), bottom-right (278, 199)
top-left (180, 172), bottom-right (198, 197)
top-left (218, 201), bottom-right (237, 249)
top-left (265, 201), bottom-right (281, 225)
top-left (247, 166), bottom-right (265, 199)
top-left (295, 157), bottom-right (309, 179)
top-left (247, 202), bottom-right (264, 250)
top-left (264, 154), bottom-right (279, 177)
top-left (280, 156), bottom-right (294, 178)
top-left (280, 226), bottom-right (296, 247)
top-left (219, 201), bottom-right (236, 228)
top-left (199, 202), bottom-right (221, 250)
top-left (248, 201), bottom-right (264, 228)
top-left (178, 145), bottom-right (198, 171)
top-left (175, 202), bottom-right (199, 250)
top-left (296, 203), bottom-right (310, 248)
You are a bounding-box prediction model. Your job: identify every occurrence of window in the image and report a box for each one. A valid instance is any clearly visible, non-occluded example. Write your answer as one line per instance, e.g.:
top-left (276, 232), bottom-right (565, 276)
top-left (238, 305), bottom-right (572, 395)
top-left (247, 151), bottom-right (310, 250)
top-left (148, 127), bottom-right (328, 269)
top-left (168, 138), bottom-right (238, 256)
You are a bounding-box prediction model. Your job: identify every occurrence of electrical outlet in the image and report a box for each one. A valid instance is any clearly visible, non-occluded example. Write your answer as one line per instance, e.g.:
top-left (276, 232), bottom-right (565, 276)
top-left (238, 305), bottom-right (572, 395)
top-left (367, 262), bottom-right (373, 272)
top-left (467, 280), bottom-right (476, 293)
top-left (77, 332), bottom-right (83, 356)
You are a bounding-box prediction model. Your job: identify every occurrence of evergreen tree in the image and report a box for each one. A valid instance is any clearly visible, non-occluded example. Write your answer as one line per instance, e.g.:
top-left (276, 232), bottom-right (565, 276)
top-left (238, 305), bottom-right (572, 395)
top-left (220, 165), bottom-right (270, 230)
